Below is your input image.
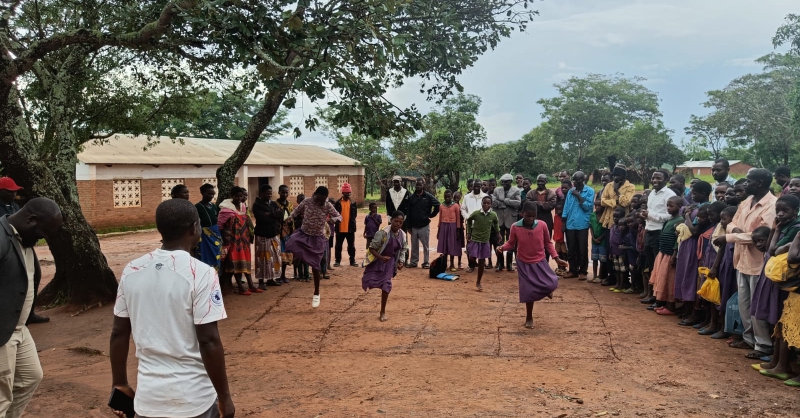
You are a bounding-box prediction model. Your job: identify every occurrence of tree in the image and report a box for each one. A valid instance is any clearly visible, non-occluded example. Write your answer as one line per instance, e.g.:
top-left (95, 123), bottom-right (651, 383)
top-left (596, 120), bottom-right (684, 186)
top-left (684, 114), bottom-right (728, 160)
top-left (393, 94), bottom-right (487, 191)
top-left (537, 74), bottom-right (662, 171)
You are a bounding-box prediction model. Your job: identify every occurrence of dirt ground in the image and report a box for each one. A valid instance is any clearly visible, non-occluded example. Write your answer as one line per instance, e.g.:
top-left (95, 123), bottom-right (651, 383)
top-left (25, 213), bottom-right (800, 417)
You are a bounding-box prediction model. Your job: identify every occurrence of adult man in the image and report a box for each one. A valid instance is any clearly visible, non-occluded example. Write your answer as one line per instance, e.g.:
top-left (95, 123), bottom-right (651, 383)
top-left (519, 178), bottom-right (532, 203)
top-left (462, 180), bottom-right (488, 271)
top-left (253, 184), bottom-right (284, 287)
top-left (0, 177), bottom-right (22, 217)
top-left (774, 166), bottom-right (792, 196)
top-left (492, 174), bottom-right (522, 272)
top-left (639, 170), bottom-right (676, 302)
top-left (110, 199), bottom-right (233, 418)
top-left (405, 178), bottom-right (440, 268)
top-left (385, 175), bottom-right (409, 216)
top-left (1, 198), bottom-right (62, 417)
top-left (713, 168), bottom-right (776, 359)
top-left (530, 174), bottom-right (557, 236)
top-left (515, 174), bottom-right (524, 189)
top-left (668, 174), bottom-right (691, 205)
top-left (334, 183), bottom-right (358, 267)
top-left (599, 166), bottom-right (635, 229)
top-left (561, 171), bottom-right (595, 279)
top-left (711, 158), bottom-right (737, 201)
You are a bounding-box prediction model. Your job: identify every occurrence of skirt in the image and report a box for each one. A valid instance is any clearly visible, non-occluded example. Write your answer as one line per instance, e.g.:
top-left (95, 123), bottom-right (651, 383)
top-left (650, 252), bottom-right (676, 303)
top-left (456, 227), bottom-right (465, 249)
top-left (255, 235), bottom-right (282, 281)
top-left (751, 271), bottom-right (785, 324)
top-left (362, 256), bottom-right (397, 294)
top-left (285, 229), bottom-right (327, 269)
top-left (779, 293), bottom-right (800, 349)
top-left (717, 243), bottom-right (736, 313)
top-left (673, 237), bottom-right (699, 301)
top-left (517, 260), bottom-right (559, 303)
top-left (280, 235), bottom-right (294, 264)
top-left (467, 241), bottom-right (491, 259)
top-left (195, 225), bottom-right (222, 271)
top-left (437, 222), bottom-right (461, 257)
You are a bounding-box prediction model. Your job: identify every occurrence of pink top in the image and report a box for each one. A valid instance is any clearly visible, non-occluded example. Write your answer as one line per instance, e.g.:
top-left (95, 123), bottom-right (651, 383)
top-left (291, 199), bottom-right (342, 236)
top-left (499, 221), bottom-right (558, 264)
top-left (439, 203), bottom-right (461, 224)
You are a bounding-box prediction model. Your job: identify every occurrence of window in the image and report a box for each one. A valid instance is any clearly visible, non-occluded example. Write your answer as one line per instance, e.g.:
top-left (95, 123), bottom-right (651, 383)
top-left (289, 176), bottom-right (304, 196)
top-left (337, 175), bottom-right (349, 192)
top-left (201, 178), bottom-right (217, 188)
top-left (315, 176), bottom-right (328, 189)
top-left (113, 180), bottom-right (141, 208)
top-left (161, 178), bottom-right (185, 201)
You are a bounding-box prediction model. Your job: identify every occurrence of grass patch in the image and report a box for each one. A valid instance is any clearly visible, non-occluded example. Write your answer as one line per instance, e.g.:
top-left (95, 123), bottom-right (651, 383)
top-left (95, 223), bottom-right (157, 235)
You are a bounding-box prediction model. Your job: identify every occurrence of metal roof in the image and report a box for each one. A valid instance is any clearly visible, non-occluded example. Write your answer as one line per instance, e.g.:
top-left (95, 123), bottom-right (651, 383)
top-left (77, 135), bottom-right (360, 166)
top-left (677, 160), bottom-right (741, 168)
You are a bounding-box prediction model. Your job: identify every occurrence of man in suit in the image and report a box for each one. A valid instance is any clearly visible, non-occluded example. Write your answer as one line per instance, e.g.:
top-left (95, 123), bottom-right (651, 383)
top-left (492, 173), bottom-right (521, 272)
top-left (0, 198), bottom-right (62, 417)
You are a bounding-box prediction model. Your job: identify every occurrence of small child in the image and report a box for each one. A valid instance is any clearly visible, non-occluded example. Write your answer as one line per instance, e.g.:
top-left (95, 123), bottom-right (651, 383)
top-left (553, 201), bottom-right (567, 276)
top-left (219, 228), bottom-right (234, 293)
top-left (589, 200), bottom-right (608, 283)
top-left (650, 196), bottom-right (685, 315)
top-left (609, 210), bottom-right (629, 293)
top-left (453, 191), bottom-right (466, 269)
top-left (710, 205), bottom-right (740, 341)
top-left (635, 196), bottom-right (649, 297)
top-left (630, 194), bottom-right (641, 211)
top-left (620, 215), bottom-right (640, 294)
top-left (321, 222), bottom-right (332, 279)
top-left (466, 196), bottom-right (499, 292)
top-left (437, 190), bottom-right (462, 272)
top-left (789, 177), bottom-right (800, 199)
top-left (696, 201), bottom-right (726, 335)
top-left (364, 202), bottom-right (383, 249)
top-left (496, 201), bottom-right (567, 328)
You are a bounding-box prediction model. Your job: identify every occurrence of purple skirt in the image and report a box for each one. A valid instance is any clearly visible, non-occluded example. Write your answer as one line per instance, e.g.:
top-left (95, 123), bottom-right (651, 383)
top-left (362, 257), bottom-right (396, 293)
top-left (285, 229), bottom-right (327, 269)
top-left (517, 260), bottom-right (559, 303)
top-left (673, 237), bottom-right (699, 301)
top-left (717, 243), bottom-right (737, 313)
top-left (467, 241), bottom-right (491, 259)
top-left (751, 259), bottom-right (786, 324)
top-left (437, 222), bottom-right (461, 256)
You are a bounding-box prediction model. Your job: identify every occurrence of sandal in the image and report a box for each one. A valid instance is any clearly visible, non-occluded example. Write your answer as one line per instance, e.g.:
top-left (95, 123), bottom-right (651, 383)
top-left (730, 340), bottom-right (753, 350)
top-left (466, 267), bottom-right (474, 273)
top-left (759, 369), bottom-right (792, 380)
top-left (745, 350), bottom-right (770, 359)
top-left (784, 378), bottom-right (800, 387)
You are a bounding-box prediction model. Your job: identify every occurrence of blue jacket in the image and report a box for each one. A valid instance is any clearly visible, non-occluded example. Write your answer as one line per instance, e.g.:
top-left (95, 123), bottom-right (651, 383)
top-left (562, 186), bottom-right (595, 230)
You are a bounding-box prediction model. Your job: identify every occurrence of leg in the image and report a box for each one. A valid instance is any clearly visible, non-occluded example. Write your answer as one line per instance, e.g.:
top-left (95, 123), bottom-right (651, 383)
top-left (420, 225), bottom-right (431, 265)
top-left (346, 233), bottom-right (356, 265)
top-left (311, 267), bottom-right (322, 307)
top-left (0, 327), bottom-right (43, 418)
top-left (748, 274), bottom-right (773, 353)
top-left (245, 273), bottom-right (258, 291)
top-left (380, 290), bottom-right (389, 322)
top-left (234, 273), bottom-right (247, 293)
top-left (410, 228), bottom-right (420, 266)
top-left (449, 255), bottom-right (455, 270)
top-left (565, 229), bottom-right (579, 275)
top-left (525, 302), bottom-right (534, 328)
top-left (577, 229), bottom-right (590, 277)
top-left (334, 231), bottom-right (346, 265)
top-left (476, 259), bottom-right (485, 291)
top-left (592, 259), bottom-right (598, 280)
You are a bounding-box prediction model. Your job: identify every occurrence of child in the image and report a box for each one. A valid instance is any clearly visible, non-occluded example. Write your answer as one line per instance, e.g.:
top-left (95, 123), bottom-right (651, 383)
top-left (620, 215), bottom-right (640, 294)
top-left (650, 196), bottom-right (684, 315)
top-left (635, 196), bottom-right (649, 297)
top-left (609, 211), bottom-right (629, 293)
top-left (466, 196), bottom-right (499, 292)
top-left (589, 200), bottom-right (608, 283)
top-left (630, 194), bottom-right (641, 211)
top-left (293, 194), bottom-right (310, 282)
top-left (275, 185), bottom-right (295, 283)
top-left (287, 187), bottom-right (342, 308)
top-left (453, 191), bottom-right (466, 269)
top-left (789, 177), bottom-right (800, 199)
top-left (497, 201), bottom-right (568, 328)
top-left (364, 202), bottom-right (383, 249)
top-left (361, 211), bottom-right (407, 322)
top-left (437, 190), bottom-right (462, 272)
top-left (672, 181), bottom-right (712, 324)
top-left (724, 186), bottom-right (741, 207)
top-left (709, 205), bottom-right (739, 341)
top-left (714, 183), bottom-right (729, 203)
top-left (693, 201), bottom-right (725, 333)
top-left (553, 201), bottom-right (568, 276)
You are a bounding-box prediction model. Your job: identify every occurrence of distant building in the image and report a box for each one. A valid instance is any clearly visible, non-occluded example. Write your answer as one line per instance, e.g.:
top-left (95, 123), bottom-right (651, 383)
top-left (676, 160), bottom-right (753, 177)
top-left (76, 136), bottom-right (364, 229)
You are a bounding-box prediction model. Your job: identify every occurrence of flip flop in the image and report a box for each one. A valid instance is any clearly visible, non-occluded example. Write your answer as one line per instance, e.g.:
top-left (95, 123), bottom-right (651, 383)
top-left (450, 268), bottom-right (458, 272)
top-left (751, 364), bottom-right (763, 371)
top-left (760, 369), bottom-right (792, 380)
top-left (745, 350), bottom-right (770, 359)
top-left (784, 379), bottom-right (800, 387)
top-left (238, 290), bottom-right (252, 296)
top-left (609, 287), bottom-right (616, 291)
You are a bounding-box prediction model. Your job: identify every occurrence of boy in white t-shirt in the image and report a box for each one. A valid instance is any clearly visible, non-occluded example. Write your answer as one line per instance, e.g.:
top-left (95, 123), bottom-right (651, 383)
top-left (109, 199), bottom-right (234, 418)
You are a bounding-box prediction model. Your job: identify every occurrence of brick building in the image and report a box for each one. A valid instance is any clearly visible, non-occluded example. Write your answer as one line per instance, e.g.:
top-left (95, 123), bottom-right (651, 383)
top-left (676, 160), bottom-right (753, 177)
top-left (76, 135), bottom-right (364, 229)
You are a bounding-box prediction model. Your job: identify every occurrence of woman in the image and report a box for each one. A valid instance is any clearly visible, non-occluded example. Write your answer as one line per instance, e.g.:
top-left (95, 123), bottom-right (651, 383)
top-left (218, 186), bottom-right (260, 295)
top-left (194, 183), bottom-right (222, 271)
top-left (362, 211), bottom-right (407, 322)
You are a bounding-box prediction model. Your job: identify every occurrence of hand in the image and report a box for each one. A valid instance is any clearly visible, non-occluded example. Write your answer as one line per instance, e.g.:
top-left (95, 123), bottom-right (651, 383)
top-left (327, 219), bottom-right (336, 226)
top-left (639, 210), bottom-right (649, 220)
top-left (570, 189), bottom-right (581, 197)
top-left (713, 236), bottom-right (726, 247)
top-left (709, 266), bottom-right (718, 279)
top-left (731, 227), bottom-right (744, 234)
top-left (555, 258), bottom-right (568, 268)
top-left (466, 233), bottom-right (471, 241)
top-left (495, 247), bottom-right (504, 256)
top-left (397, 261), bottom-right (404, 271)
top-left (110, 384), bottom-right (135, 418)
top-left (670, 256), bottom-right (677, 267)
top-left (592, 238), bottom-right (600, 244)
top-left (363, 233), bottom-right (366, 238)
top-left (379, 255), bottom-right (391, 263)
top-left (218, 395), bottom-right (235, 418)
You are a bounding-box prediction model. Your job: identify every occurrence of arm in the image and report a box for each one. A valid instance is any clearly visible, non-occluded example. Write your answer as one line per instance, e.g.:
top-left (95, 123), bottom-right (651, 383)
top-left (428, 193), bottom-right (440, 218)
top-left (578, 189), bottom-right (595, 212)
top-left (618, 184), bottom-right (635, 209)
top-left (600, 185), bottom-right (617, 209)
top-left (768, 223), bottom-right (781, 256)
top-left (466, 212), bottom-right (475, 238)
top-left (461, 199), bottom-right (470, 220)
top-left (325, 202), bottom-right (343, 223)
top-left (709, 241), bottom-right (725, 278)
top-left (196, 322), bottom-right (235, 418)
top-left (492, 214), bottom-right (499, 234)
top-left (492, 189), bottom-right (502, 209)
top-left (290, 200), bottom-right (306, 219)
top-left (788, 232), bottom-right (800, 264)
top-left (109, 316), bottom-right (134, 397)
top-left (541, 190), bottom-right (557, 211)
top-left (504, 189), bottom-right (521, 209)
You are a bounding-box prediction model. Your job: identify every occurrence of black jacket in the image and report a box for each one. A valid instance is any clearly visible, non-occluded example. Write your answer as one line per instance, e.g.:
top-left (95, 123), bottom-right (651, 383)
top-left (405, 191), bottom-right (440, 229)
top-left (0, 201), bottom-right (19, 217)
top-left (385, 188), bottom-right (410, 216)
top-left (252, 198), bottom-right (282, 238)
top-left (0, 216), bottom-right (41, 346)
top-left (334, 198), bottom-right (358, 234)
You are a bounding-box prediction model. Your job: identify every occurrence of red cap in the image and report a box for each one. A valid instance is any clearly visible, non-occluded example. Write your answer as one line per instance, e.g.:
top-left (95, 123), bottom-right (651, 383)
top-left (0, 177), bottom-right (22, 191)
top-left (341, 183), bottom-right (352, 193)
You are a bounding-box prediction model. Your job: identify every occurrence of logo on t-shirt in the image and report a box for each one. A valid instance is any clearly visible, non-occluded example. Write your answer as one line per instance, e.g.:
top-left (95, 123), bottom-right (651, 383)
top-left (155, 263), bottom-right (163, 270)
top-left (210, 288), bottom-right (223, 306)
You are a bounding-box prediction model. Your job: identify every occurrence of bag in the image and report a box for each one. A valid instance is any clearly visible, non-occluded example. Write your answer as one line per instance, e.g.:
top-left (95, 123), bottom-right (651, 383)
top-left (429, 254), bottom-right (447, 278)
top-left (696, 267), bottom-right (720, 305)
top-left (765, 253), bottom-right (800, 292)
top-left (724, 292), bottom-right (745, 335)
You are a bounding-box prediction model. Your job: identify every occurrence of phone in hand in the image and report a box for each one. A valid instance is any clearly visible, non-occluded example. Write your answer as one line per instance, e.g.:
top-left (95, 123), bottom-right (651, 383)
top-left (108, 388), bottom-right (135, 418)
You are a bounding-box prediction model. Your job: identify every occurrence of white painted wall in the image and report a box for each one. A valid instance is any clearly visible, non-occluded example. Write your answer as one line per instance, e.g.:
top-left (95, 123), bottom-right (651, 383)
top-left (76, 163), bottom-right (361, 181)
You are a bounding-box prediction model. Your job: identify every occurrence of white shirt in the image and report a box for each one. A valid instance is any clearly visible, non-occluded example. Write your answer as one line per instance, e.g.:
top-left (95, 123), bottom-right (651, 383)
top-left (114, 249), bottom-right (227, 417)
top-left (645, 187), bottom-right (677, 231)
top-left (389, 187), bottom-right (407, 212)
top-left (461, 191), bottom-right (488, 219)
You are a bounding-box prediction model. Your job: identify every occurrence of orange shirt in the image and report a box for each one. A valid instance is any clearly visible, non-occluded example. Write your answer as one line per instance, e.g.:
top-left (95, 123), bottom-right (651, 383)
top-left (439, 203), bottom-right (461, 224)
top-left (339, 200), bottom-right (351, 233)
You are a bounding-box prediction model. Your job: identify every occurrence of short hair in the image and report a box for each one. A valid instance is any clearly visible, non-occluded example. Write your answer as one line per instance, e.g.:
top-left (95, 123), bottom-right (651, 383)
top-left (716, 182), bottom-right (731, 188)
top-left (752, 226), bottom-right (771, 239)
top-left (444, 189), bottom-right (453, 195)
top-left (314, 186), bottom-right (329, 196)
top-left (170, 184), bottom-right (188, 197)
top-left (199, 183), bottom-right (215, 193)
top-left (734, 178), bottom-right (747, 186)
top-left (708, 201), bottom-right (727, 215)
top-left (279, 184), bottom-right (289, 191)
top-left (777, 195), bottom-right (800, 210)
top-left (668, 196), bottom-right (684, 205)
top-left (523, 177), bottom-right (532, 182)
top-left (481, 195), bottom-right (492, 203)
top-left (714, 158), bottom-right (730, 169)
top-left (775, 166), bottom-right (792, 177)
top-left (390, 210), bottom-right (405, 219)
top-left (489, 178), bottom-right (496, 182)
top-left (613, 207), bottom-right (626, 216)
top-left (692, 180), bottom-right (713, 197)
top-left (259, 184), bottom-right (272, 193)
top-left (561, 179), bottom-right (572, 185)
top-left (156, 199), bottom-right (198, 241)
top-left (521, 200), bottom-right (538, 214)
top-left (671, 174), bottom-right (686, 184)
top-left (653, 169), bottom-right (670, 181)
top-left (721, 206), bottom-right (738, 217)
top-left (369, 202), bottom-right (378, 207)
top-left (230, 186), bottom-right (245, 196)
top-left (747, 168), bottom-right (773, 188)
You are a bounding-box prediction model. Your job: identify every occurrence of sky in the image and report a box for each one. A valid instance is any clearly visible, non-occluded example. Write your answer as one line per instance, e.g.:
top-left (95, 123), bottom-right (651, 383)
top-left (273, 0), bottom-right (797, 149)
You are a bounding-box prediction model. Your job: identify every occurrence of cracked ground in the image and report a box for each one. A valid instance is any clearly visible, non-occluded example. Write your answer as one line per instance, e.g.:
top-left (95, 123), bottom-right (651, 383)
top-left (25, 214), bottom-right (800, 417)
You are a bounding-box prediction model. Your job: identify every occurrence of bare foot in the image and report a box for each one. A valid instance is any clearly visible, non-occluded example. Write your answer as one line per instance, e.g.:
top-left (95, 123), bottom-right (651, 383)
top-left (546, 293), bottom-right (554, 299)
top-left (525, 319), bottom-right (534, 329)
top-left (476, 283), bottom-right (483, 292)
top-left (379, 313), bottom-right (387, 322)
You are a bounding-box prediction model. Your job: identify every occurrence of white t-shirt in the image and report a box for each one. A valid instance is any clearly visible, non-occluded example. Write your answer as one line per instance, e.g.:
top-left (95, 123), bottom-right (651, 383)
top-left (114, 249), bottom-right (227, 417)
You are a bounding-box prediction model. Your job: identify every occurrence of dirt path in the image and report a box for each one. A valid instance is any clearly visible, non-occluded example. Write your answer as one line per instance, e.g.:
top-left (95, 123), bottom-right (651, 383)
top-left (26, 214), bottom-right (799, 417)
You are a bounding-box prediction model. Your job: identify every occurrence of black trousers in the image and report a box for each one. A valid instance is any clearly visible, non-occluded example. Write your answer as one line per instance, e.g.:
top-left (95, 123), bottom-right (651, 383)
top-left (566, 228), bottom-right (589, 275)
top-left (497, 225), bottom-right (514, 269)
top-left (335, 231), bottom-right (356, 264)
top-left (644, 230), bottom-right (660, 273)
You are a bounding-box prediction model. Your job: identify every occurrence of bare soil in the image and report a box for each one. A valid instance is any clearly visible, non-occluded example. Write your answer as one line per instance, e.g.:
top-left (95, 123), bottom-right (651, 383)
top-left (26, 213), bottom-right (800, 417)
